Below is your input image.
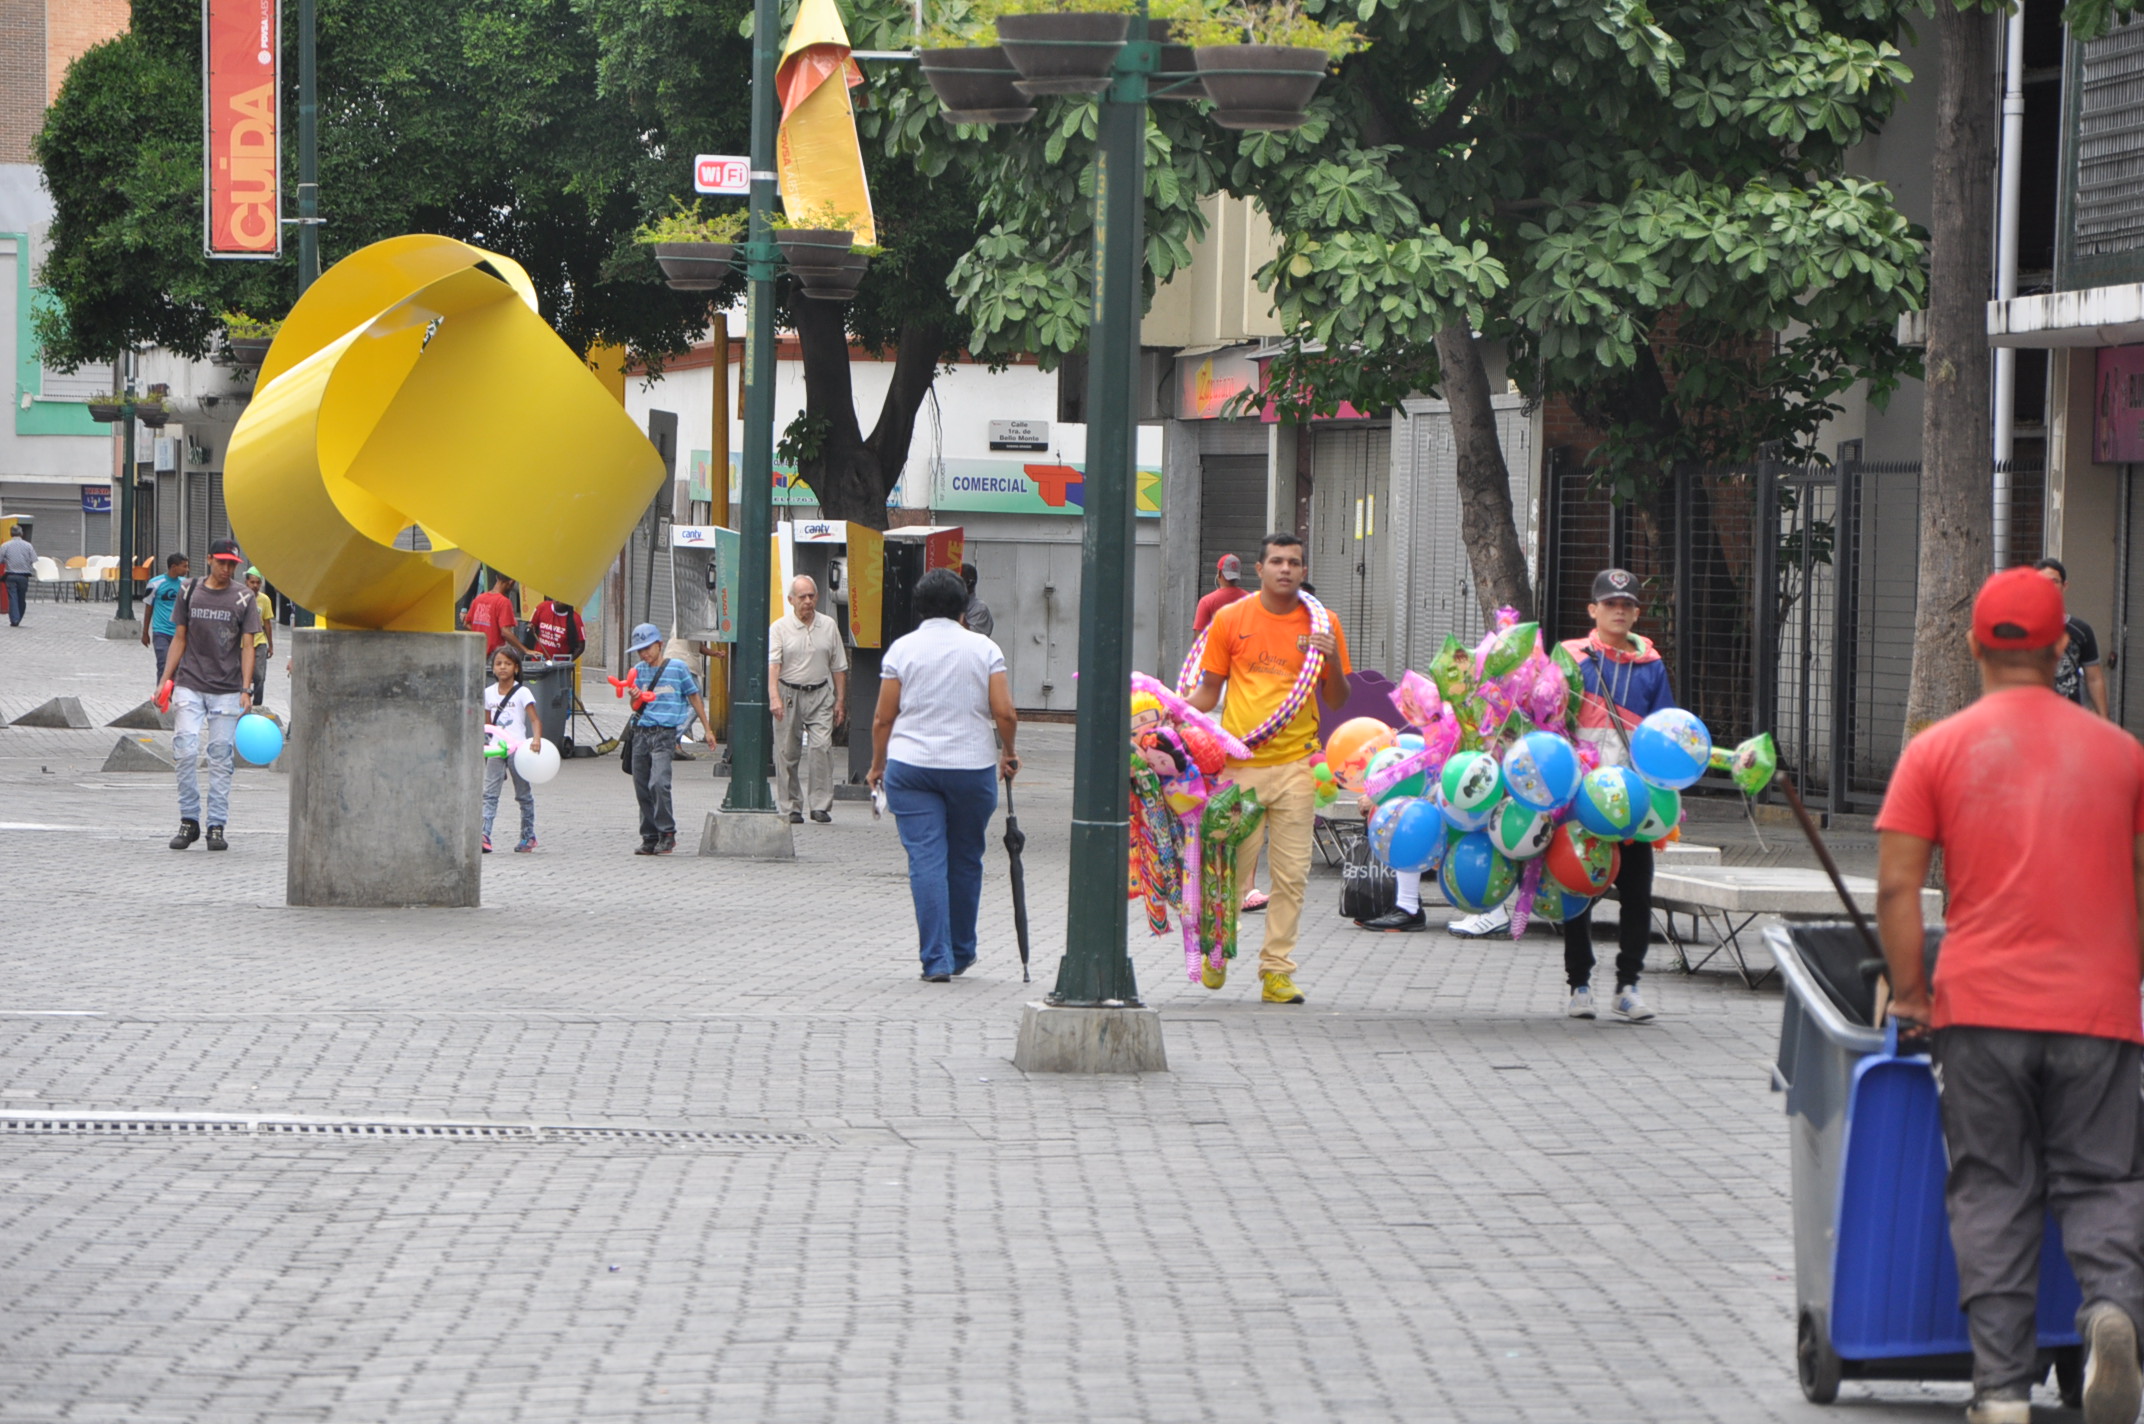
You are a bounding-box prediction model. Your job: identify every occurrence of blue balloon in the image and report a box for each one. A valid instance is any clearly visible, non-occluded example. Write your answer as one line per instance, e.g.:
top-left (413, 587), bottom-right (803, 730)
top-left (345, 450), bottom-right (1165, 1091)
top-left (1575, 765), bottom-right (1650, 840)
top-left (1439, 830), bottom-right (1518, 913)
top-left (1528, 883), bottom-right (1592, 925)
top-left (1368, 798), bottom-right (1408, 864)
top-left (1502, 731), bottom-right (1583, 812)
top-left (1629, 707), bottom-right (1712, 790)
top-left (1385, 797), bottom-right (1446, 874)
top-left (234, 713), bottom-right (283, 766)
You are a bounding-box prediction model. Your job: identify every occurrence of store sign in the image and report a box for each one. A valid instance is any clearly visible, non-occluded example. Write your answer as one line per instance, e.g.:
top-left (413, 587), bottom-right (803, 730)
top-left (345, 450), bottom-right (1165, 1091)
top-left (2096, 346), bottom-right (2144, 463)
top-left (988, 419), bottom-right (1049, 451)
top-left (931, 458), bottom-right (1161, 517)
top-left (204, 0), bottom-right (281, 258)
top-left (81, 486), bottom-right (112, 514)
top-left (1177, 349), bottom-right (1259, 420)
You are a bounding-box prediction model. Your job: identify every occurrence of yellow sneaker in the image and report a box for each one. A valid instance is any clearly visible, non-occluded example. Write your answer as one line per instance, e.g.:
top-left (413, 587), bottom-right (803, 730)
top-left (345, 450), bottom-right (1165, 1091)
top-left (1261, 971), bottom-right (1305, 1004)
top-left (1200, 957), bottom-right (1227, 990)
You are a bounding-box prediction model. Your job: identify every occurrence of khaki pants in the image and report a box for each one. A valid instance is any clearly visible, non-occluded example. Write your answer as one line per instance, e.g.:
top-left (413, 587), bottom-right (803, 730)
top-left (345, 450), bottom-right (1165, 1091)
top-left (776, 680), bottom-right (837, 815)
top-left (1227, 758), bottom-right (1315, 977)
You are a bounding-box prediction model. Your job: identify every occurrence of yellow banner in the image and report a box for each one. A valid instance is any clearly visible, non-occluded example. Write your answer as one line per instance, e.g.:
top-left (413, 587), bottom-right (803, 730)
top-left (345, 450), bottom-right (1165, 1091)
top-left (775, 0), bottom-right (876, 244)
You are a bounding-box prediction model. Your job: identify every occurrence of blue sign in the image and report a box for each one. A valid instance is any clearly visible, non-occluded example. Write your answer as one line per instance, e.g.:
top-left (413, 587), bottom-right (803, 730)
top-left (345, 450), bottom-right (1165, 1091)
top-left (81, 486), bottom-right (112, 513)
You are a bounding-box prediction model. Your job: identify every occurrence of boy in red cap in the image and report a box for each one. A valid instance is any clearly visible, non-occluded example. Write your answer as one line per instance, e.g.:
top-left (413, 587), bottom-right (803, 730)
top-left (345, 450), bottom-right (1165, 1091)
top-left (1877, 566), bottom-right (2144, 1424)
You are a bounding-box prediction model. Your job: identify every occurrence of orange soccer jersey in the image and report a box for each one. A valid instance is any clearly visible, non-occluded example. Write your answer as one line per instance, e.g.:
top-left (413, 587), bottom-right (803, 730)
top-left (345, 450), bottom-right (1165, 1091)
top-left (1199, 595), bottom-right (1351, 767)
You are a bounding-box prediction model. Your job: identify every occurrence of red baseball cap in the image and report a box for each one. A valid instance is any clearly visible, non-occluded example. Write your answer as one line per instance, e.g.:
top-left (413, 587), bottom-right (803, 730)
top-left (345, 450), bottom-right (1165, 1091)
top-left (1972, 566), bottom-right (2065, 650)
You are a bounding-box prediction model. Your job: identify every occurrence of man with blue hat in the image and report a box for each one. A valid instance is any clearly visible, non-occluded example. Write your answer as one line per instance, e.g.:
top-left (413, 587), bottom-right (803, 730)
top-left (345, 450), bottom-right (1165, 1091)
top-left (624, 623), bottom-right (711, 855)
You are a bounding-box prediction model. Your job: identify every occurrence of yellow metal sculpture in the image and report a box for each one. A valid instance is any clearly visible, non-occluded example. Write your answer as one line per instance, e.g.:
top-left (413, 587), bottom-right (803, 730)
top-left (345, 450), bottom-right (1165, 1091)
top-left (225, 235), bottom-right (666, 630)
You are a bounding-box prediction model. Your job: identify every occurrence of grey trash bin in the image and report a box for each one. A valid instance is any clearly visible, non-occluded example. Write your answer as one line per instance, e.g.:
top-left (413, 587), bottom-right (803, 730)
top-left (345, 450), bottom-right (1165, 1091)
top-left (518, 656), bottom-right (577, 754)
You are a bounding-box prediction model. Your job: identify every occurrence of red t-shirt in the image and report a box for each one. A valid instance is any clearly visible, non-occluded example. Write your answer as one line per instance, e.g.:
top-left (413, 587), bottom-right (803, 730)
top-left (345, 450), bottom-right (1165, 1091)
top-left (530, 601), bottom-right (583, 658)
top-left (1193, 584), bottom-right (1248, 632)
top-left (466, 590), bottom-right (516, 653)
top-left (1876, 686), bottom-right (2144, 1042)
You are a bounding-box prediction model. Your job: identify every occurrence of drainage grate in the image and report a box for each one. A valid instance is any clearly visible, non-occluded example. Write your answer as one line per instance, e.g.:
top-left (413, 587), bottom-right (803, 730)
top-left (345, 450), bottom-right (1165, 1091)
top-left (0, 1114), bottom-right (825, 1148)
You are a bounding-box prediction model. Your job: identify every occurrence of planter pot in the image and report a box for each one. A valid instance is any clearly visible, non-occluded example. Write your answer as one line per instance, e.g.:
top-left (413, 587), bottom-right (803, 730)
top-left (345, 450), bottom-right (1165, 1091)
top-left (135, 406), bottom-right (170, 429)
top-left (798, 270), bottom-right (865, 302)
top-left (919, 46), bottom-right (1037, 124)
top-left (776, 229), bottom-right (855, 274)
top-left (998, 12), bottom-right (1131, 97)
top-left (1146, 21), bottom-right (1209, 102)
top-left (788, 248), bottom-right (871, 280)
top-left (653, 242), bottom-right (736, 291)
top-left (86, 402), bottom-right (123, 424)
top-left (1193, 44), bottom-right (1328, 129)
top-left (224, 335), bottom-right (274, 366)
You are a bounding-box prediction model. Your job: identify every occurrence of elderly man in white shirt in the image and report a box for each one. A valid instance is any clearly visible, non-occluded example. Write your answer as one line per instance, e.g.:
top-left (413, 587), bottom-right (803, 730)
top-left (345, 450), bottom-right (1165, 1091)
top-left (769, 574), bottom-right (850, 825)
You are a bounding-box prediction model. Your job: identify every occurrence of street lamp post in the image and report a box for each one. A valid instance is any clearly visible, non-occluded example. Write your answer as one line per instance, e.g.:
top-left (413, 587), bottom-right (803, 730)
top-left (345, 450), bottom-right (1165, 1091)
top-left (116, 360), bottom-right (136, 623)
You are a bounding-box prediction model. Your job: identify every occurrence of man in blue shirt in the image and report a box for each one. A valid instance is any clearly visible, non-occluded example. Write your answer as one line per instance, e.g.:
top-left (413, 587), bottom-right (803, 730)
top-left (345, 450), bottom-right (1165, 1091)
top-left (139, 553), bottom-right (190, 684)
top-left (625, 622), bottom-right (712, 855)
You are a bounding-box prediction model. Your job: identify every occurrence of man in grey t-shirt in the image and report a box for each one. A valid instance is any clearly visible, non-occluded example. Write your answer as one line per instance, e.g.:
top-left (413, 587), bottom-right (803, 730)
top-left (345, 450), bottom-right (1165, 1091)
top-left (1, 524), bottom-right (35, 628)
top-left (160, 539), bottom-right (261, 851)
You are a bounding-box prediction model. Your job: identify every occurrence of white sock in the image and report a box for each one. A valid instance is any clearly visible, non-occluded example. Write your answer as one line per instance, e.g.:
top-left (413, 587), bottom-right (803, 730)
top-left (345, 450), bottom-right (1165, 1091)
top-left (1395, 870), bottom-right (1421, 914)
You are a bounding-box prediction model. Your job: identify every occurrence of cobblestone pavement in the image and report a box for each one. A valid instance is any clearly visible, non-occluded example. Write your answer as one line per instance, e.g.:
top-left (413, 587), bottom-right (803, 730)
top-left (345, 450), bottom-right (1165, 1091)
top-left (0, 604), bottom-right (2003, 1423)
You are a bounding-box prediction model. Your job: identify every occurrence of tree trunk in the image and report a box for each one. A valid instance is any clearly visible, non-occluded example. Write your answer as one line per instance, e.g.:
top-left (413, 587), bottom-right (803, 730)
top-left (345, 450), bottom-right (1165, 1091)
top-left (789, 299), bottom-right (950, 532)
top-left (1434, 322), bottom-right (1534, 620)
top-left (1905, 3), bottom-right (1997, 739)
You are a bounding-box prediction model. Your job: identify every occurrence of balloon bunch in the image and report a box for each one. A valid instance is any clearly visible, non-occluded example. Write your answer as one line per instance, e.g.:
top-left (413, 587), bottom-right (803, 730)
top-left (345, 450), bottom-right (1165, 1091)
top-left (482, 725), bottom-right (563, 785)
top-left (1127, 673), bottom-right (1264, 983)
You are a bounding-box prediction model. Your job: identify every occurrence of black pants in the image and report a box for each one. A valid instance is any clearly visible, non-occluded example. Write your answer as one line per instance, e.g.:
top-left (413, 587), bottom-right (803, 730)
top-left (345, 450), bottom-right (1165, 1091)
top-left (1564, 840), bottom-right (1652, 990)
top-left (1934, 1026), bottom-right (2144, 1392)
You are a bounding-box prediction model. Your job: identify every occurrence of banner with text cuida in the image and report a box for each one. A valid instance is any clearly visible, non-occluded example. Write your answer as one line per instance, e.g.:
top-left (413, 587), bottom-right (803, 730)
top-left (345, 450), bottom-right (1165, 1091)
top-left (203, 0), bottom-right (280, 259)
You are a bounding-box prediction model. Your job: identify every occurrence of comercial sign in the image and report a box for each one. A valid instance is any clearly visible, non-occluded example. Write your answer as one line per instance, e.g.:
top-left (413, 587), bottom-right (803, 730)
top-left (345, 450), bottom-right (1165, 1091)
top-left (203, 0), bottom-right (281, 258)
top-left (694, 155), bottom-right (751, 196)
top-left (931, 457), bottom-right (1161, 517)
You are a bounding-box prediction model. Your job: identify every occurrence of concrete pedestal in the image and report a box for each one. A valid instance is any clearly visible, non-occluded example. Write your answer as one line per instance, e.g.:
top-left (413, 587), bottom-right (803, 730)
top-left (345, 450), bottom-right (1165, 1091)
top-left (104, 617), bottom-right (140, 641)
top-left (1012, 1002), bottom-right (1168, 1073)
top-left (286, 629), bottom-right (484, 908)
top-left (699, 808), bottom-right (796, 860)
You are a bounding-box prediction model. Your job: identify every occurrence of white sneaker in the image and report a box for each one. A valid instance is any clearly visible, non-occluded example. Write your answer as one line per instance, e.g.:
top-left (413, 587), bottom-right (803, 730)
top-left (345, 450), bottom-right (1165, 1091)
top-left (2083, 1302), bottom-right (2142, 1424)
top-left (1566, 986), bottom-right (1596, 1019)
top-left (1612, 985), bottom-right (1656, 1021)
top-left (1449, 904), bottom-right (1512, 939)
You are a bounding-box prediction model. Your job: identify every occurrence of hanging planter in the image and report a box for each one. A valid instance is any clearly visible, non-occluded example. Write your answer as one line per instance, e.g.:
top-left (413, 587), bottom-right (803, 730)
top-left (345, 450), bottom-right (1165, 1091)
top-left (1146, 20), bottom-right (1208, 102)
top-left (1192, 45), bottom-right (1328, 128)
top-left (135, 401), bottom-right (171, 430)
top-left (997, 11), bottom-right (1133, 97)
top-left (219, 310), bottom-right (283, 368)
top-left (86, 397), bottom-right (124, 424)
top-left (919, 46), bottom-right (1037, 124)
top-left (224, 336), bottom-right (274, 367)
top-left (653, 242), bottom-right (736, 290)
top-left (775, 228), bottom-right (857, 274)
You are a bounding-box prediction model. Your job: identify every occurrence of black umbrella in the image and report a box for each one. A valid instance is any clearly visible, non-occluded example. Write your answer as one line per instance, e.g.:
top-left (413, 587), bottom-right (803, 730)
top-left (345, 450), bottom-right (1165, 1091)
top-left (1002, 775), bottom-right (1031, 982)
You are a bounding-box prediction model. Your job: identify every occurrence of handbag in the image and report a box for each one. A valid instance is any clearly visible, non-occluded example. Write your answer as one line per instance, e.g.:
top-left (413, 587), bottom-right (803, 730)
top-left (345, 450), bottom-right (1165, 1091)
top-left (1339, 830), bottom-right (1397, 922)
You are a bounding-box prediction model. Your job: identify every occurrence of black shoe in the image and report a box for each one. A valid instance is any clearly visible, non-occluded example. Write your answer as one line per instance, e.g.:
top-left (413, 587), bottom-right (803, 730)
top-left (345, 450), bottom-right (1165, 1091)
top-left (787, 811), bottom-right (804, 824)
top-left (810, 810), bottom-right (832, 824)
top-left (169, 819), bottom-right (200, 850)
top-left (634, 841), bottom-right (659, 856)
top-left (205, 825), bottom-right (228, 851)
top-left (920, 971), bottom-right (952, 983)
top-left (1358, 907), bottom-right (1426, 932)
top-left (656, 833), bottom-right (677, 855)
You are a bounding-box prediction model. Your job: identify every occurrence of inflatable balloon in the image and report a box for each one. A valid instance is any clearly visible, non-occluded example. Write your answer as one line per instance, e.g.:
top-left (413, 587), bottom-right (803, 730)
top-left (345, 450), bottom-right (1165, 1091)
top-left (1440, 831), bottom-right (1518, 913)
top-left (1385, 796), bottom-right (1447, 874)
top-left (1389, 670), bottom-right (1441, 727)
top-left (234, 713), bottom-right (284, 765)
top-left (514, 738), bottom-right (562, 785)
top-left (1630, 707), bottom-right (1712, 790)
top-left (1366, 745), bottom-right (1428, 803)
top-left (1546, 823), bottom-right (1620, 896)
top-left (1529, 881), bottom-right (1592, 925)
top-left (1487, 800), bottom-right (1556, 860)
top-left (1325, 716), bottom-right (1397, 791)
top-left (1632, 784), bottom-right (1681, 843)
top-left (1710, 731), bottom-right (1779, 797)
top-left (1369, 797), bottom-right (1407, 863)
top-left (1480, 620), bottom-right (1540, 680)
top-left (1502, 730), bottom-right (1583, 812)
top-left (1575, 765), bottom-right (1649, 840)
top-left (1310, 755), bottom-right (1340, 810)
top-left (1440, 750), bottom-right (1504, 821)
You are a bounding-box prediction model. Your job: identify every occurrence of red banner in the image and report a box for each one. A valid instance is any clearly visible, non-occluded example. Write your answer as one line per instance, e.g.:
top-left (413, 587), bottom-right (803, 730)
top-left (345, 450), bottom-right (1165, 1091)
top-left (204, 0), bottom-right (280, 258)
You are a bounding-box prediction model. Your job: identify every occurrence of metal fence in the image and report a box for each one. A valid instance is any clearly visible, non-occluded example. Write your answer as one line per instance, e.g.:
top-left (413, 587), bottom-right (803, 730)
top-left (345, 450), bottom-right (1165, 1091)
top-left (1542, 448), bottom-right (2044, 813)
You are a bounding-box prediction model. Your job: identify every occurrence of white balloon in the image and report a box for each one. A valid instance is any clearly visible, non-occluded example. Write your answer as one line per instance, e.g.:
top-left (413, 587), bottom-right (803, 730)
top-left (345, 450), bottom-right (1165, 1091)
top-left (514, 738), bottom-right (562, 785)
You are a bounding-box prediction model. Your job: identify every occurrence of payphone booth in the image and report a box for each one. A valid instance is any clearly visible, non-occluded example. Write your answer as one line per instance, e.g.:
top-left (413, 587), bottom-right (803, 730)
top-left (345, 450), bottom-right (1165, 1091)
top-left (882, 526), bottom-right (966, 645)
top-left (779, 520), bottom-right (887, 784)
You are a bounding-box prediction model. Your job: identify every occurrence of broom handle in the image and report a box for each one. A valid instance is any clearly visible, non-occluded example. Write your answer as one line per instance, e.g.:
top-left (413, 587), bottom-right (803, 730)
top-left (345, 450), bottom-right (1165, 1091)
top-left (1776, 772), bottom-right (1886, 964)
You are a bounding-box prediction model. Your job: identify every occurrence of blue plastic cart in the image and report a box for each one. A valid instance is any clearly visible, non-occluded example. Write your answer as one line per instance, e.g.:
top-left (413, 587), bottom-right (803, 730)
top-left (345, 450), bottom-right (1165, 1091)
top-left (1768, 923), bottom-right (2084, 1404)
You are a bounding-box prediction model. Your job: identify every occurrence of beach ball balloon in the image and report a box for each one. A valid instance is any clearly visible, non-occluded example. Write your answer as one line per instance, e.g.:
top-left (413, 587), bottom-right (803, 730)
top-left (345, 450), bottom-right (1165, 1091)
top-left (1575, 765), bottom-right (1649, 840)
top-left (234, 713), bottom-right (284, 765)
top-left (514, 738), bottom-right (562, 785)
top-left (1385, 797), bottom-right (1446, 874)
top-left (1487, 800), bottom-right (1556, 860)
top-left (1546, 823), bottom-right (1621, 896)
top-left (1502, 730), bottom-right (1583, 813)
top-left (1440, 831), bottom-right (1518, 914)
top-left (1529, 881), bottom-right (1592, 925)
top-left (1441, 750), bottom-right (1504, 818)
top-left (1325, 716), bottom-right (1396, 791)
top-left (1633, 784), bottom-right (1681, 844)
top-left (1369, 797), bottom-right (1407, 863)
top-left (1396, 730), bottom-right (1424, 753)
top-left (1366, 745), bottom-right (1428, 803)
top-left (1630, 707), bottom-right (1712, 790)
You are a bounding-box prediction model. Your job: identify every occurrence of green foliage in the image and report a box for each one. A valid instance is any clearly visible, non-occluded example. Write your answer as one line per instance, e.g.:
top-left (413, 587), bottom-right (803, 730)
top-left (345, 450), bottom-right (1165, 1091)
top-left (633, 199), bottom-right (747, 244)
top-left (776, 410), bottom-right (832, 467)
top-left (1174, 1), bottom-right (1368, 57)
top-left (217, 311), bottom-right (283, 339)
top-left (766, 202), bottom-right (862, 233)
top-left (984, 0), bottom-right (1141, 16)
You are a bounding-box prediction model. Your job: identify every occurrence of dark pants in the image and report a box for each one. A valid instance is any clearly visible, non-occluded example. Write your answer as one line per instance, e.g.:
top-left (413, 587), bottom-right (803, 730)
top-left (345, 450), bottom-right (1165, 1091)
top-left (250, 654), bottom-right (267, 709)
top-left (884, 760), bottom-right (997, 977)
top-left (629, 723), bottom-right (677, 843)
top-left (1934, 1026), bottom-right (2144, 1392)
top-left (151, 631), bottom-right (172, 684)
top-left (3, 571), bottom-right (26, 625)
top-left (1564, 839), bottom-right (1653, 989)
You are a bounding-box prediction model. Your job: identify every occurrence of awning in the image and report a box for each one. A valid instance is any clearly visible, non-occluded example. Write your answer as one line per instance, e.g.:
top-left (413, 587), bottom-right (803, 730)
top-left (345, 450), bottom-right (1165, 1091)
top-left (1984, 284), bottom-right (2144, 347)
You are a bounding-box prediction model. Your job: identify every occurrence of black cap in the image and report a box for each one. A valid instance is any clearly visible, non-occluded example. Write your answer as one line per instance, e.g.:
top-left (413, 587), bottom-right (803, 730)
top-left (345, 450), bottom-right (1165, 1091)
top-left (1591, 568), bottom-right (1640, 602)
top-left (208, 538), bottom-right (244, 563)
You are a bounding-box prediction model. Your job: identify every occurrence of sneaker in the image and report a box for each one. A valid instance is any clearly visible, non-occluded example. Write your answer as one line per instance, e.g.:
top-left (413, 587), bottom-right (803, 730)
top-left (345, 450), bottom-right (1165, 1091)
top-left (1200, 957), bottom-right (1227, 990)
top-left (634, 841), bottom-right (658, 856)
top-left (656, 832), bottom-right (677, 855)
top-left (1567, 986), bottom-right (1597, 1019)
top-left (1449, 904), bottom-right (1511, 938)
top-left (810, 810), bottom-right (832, 823)
top-left (1612, 985), bottom-right (1656, 1022)
top-left (2083, 1303), bottom-right (2142, 1424)
top-left (513, 837), bottom-right (537, 854)
top-left (787, 811), bottom-right (804, 824)
top-left (1261, 971), bottom-right (1305, 1004)
top-left (1242, 890), bottom-right (1269, 913)
top-left (920, 971), bottom-right (951, 983)
top-left (1965, 1386), bottom-right (2032, 1424)
top-left (169, 819), bottom-right (200, 851)
top-left (204, 825), bottom-right (227, 852)
top-left (482, 834), bottom-right (493, 854)
top-left (1358, 907), bottom-right (1427, 932)
top-left (952, 959), bottom-right (975, 977)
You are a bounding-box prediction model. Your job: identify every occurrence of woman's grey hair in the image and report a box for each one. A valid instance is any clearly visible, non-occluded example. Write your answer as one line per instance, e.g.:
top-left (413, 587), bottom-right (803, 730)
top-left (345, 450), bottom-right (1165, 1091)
top-left (914, 567), bottom-right (969, 622)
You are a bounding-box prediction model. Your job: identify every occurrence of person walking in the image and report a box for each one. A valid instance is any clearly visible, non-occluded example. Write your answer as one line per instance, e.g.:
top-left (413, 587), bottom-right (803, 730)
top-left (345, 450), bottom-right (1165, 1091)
top-left (243, 567), bottom-right (273, 710)
top-left (867, 568), bottom-right (1019, 982)
top-left (1186, 533), bottom-right (1351, 1004)
top-left (1, 522), bottom-right (35, 627)
top-left (482, 645), bottom-right (542, 854)
top-left (2035, 558), bottom-right (2109, 718)
top-left (463, 575), bottom-right (529, 657)
top-left (1193, 553), bottom-right (1249, 634)
top-left (769, 575), bottom-right (848, 825)
top-left (1876, 566), bottom-right (2144, 1424)
top-left (959, 563), bottom-right (994, 640)
top-left (141, 553), bottom-right (189, 683)
top-left (624, 622), bottom-right (710, 856)
top-left (160, 539), bottom-right (260, 852)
